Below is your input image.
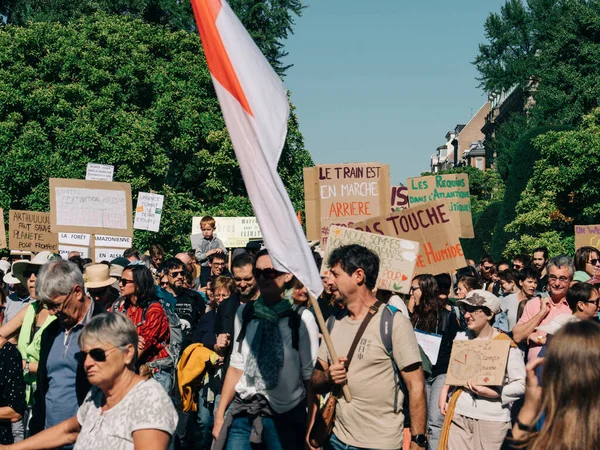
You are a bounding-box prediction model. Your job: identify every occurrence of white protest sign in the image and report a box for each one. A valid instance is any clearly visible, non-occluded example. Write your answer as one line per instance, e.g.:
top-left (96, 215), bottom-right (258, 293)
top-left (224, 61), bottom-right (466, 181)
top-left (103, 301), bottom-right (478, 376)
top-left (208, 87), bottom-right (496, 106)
top-left (134, 193), bottom-right (164, 232)
top-left (191, 216), bottom-right (262, 248)
top-left (86, 163), bottom-right (114, 182)
top-left (50, 179), bottom-right (133, 237)
top-left (415, 330), bottom-right (443, 365)
top-left (94, 235), bottom-right (133, 249)
top-left (94, 247), bottom-right (125, 263)
top-left (59, 245), bottom-right (91, 259)
top-left (58, 233), bottom-right (92, 246)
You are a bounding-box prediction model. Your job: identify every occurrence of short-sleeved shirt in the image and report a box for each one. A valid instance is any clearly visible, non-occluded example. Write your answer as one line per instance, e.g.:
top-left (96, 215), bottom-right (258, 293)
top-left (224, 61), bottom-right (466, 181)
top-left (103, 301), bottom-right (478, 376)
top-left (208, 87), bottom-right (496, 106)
top-left (0, 343), bottom-right (26, 444)
top-left (517, 296), bottom-right (572, 361)
top-left (74, 379), bottom-right (178, 450)
top-left (2, 294), bottom-right (32, 325)
top-left (318, 306), bottom-right (422, 449)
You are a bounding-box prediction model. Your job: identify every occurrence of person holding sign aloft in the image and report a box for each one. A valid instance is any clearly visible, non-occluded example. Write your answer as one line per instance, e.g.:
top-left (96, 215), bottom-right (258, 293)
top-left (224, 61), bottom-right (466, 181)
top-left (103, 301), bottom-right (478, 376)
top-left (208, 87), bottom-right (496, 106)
top-left (438, 290), bottom-right (525, 450)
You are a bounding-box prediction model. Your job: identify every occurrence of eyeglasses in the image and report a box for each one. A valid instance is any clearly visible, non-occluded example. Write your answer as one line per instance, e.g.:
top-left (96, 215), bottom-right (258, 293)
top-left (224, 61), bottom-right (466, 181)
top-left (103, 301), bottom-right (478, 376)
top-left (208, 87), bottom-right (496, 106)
top-left (253, 268), bottom-right (282, 280)
top-left (588, 259), bottom-right (600, 266)
top-left (169, 270), bottom-right (184, 278)
top-left (24, 269), bottom-right (39, 279)
top-left (584, 299), bottom-right (600, 307)
top-left (119, 278), bottom-right (134, 286)
top-left (482, 265), bottom-right (494, 271)
top-left (46, 286), bottom-right (76, 312)
top-left (211, 262), bottom-right (225, 268)
top-left (409, 286), bottom-right (420, 295)
top-left (548, 275), bottom-right (570, 284)
top-left (74, 347), bottom-right (119, 365)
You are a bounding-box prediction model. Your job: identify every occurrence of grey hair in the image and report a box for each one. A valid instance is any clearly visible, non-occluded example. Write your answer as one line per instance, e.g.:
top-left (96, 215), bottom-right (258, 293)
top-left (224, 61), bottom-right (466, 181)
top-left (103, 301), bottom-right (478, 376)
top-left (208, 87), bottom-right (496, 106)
top-left (78, 312), bottom-right (139, 369)
top-left (36, 260), bottom-right (85, 304)
top-left (547, 255), bottom-right (575, 278)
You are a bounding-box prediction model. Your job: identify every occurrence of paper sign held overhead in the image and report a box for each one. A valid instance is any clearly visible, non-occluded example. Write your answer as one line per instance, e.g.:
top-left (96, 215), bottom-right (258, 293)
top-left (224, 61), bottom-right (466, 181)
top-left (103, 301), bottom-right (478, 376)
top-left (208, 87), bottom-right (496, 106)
top-left (407, 173), bottom-right (474, 238)
top-left (49, 178), bottom-right (133, 237)
top-left (94, 235), bottom-right (133, 249)
top-left (191, 216), bottom-right (262, 248)
top-left (446, 339), bottom-right (511, 386)
top-left (574, 224), bottom-right (600, 251)
top-left (352, 200), bottom-right (467, 275)
top-left (322, 225), bottom-right (419, 294)
top-left (304, 163), bottom-right (391, 246)
top-left (9, 210), bottom-right (58, 252)
top-left (134, 193), bottom-right (164, 232)
top-left (0, 209), bottom-right (6, 249)
top-left (86, 163), bottom-right (114, 182)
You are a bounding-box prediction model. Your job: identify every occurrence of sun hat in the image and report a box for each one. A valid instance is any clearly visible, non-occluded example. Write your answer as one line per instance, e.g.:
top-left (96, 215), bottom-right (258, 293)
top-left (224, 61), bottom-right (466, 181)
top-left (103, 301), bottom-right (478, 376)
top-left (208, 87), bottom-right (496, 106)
top-left (3, 271), bottom-right (20, 285)
top-left (536, 313), bottom-right (578, 335)
top-left (84, 264), bottom-right (117, 289)
top-left (457, 289), bottom-right (502, 315)
top-left (12, 251), bottom-right (61, 285)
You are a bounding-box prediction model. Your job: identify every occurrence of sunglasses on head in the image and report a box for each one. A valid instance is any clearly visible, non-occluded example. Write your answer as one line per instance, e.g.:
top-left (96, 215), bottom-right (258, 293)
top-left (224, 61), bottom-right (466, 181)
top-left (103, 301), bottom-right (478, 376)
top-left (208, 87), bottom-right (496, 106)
top-left (253, 268), bottom-right (281, 280)
top-left (74, 347), bottom-right (118, 365)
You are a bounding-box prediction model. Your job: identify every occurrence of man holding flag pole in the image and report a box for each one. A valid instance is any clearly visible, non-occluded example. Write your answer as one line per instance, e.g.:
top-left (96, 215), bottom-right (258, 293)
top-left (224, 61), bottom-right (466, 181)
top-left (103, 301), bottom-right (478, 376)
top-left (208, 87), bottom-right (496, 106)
top-left (190, 0), bottom-right (351, 448)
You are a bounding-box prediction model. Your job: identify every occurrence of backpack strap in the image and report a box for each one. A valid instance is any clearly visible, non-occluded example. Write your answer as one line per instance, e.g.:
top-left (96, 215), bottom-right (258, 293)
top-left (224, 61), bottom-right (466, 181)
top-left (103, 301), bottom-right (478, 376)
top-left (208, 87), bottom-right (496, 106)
top-left (236, 301), bottom-right (256, 353)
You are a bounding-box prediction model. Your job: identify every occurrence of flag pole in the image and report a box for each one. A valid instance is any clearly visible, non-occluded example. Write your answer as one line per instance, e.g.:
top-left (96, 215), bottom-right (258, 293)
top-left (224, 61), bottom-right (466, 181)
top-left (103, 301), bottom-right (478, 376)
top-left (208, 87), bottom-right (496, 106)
top-left (308, 292), bottom-right (352, 403)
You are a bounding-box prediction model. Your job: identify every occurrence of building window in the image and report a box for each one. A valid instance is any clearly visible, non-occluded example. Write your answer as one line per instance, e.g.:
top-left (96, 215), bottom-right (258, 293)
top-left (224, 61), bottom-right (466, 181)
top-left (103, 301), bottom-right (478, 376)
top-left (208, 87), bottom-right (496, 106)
top-left (475, 158), bottom-right (484, 170)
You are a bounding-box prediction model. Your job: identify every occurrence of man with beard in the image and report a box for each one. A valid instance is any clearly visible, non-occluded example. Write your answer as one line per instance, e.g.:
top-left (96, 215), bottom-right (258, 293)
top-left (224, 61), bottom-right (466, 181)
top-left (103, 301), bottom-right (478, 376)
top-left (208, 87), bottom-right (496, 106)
top-left (162, 258), bottom-right (205, 349)
top-left (213, 252), bottom-right (260, 374)
top-left (532, 247), bottom-right (549, 292)
top-left (29, 260), bottom-right (104, 446)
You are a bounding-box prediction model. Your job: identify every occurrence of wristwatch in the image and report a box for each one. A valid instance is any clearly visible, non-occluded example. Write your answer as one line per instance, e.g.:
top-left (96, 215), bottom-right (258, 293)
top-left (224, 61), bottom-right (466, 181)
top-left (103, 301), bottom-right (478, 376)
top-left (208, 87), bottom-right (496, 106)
top-left (23, 360), bottom-right (30, 376)
top-left (411, 433), bottom-right (428, 448)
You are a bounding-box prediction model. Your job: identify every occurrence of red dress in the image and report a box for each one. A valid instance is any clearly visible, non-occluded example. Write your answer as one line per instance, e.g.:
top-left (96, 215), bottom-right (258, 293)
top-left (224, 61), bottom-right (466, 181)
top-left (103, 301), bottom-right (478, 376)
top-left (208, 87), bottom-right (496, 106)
top-left (119, 301), bottom-right (170, 364)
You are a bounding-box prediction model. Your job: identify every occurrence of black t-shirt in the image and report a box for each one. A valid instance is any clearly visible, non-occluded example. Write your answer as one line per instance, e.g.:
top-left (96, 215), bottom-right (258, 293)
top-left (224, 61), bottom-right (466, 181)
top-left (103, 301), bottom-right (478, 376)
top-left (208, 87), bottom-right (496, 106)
top-left (174, 289), bottom-right (206, 347)
top-left (0, 343), bottom-right (25, 444)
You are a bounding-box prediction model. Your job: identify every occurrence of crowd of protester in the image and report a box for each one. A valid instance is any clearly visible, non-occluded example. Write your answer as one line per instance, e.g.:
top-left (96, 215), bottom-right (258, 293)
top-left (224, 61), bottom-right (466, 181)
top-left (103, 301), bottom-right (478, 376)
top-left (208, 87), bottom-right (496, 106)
top-left (0, 215), bottom-right (597, 449)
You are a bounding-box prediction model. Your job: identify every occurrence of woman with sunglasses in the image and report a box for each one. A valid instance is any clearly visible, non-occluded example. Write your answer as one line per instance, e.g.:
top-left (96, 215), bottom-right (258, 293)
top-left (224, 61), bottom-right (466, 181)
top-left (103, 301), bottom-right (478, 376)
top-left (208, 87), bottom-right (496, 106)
top-left (438, 290), bottom-right (525, 450)
top-left (0, 312), bottom-right (178, 450)
top-left (573, 246), bottom-right (600, 282)
top-left (114, 265), bottom-right (170, 390)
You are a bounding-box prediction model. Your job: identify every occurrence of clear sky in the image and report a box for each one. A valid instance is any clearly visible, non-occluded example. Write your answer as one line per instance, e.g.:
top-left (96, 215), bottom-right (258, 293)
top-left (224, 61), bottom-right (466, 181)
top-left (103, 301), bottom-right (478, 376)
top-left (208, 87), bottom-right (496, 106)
top-left (284, 0), bottom-right (506, 184)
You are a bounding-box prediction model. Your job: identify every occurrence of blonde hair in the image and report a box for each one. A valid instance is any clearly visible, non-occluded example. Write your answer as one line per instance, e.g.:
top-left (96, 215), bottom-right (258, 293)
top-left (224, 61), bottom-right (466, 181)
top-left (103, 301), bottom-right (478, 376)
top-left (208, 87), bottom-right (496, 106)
top-left (521, 320), bottom-right (600, 450)
top-left (200, 215), bottom-right (216, 228)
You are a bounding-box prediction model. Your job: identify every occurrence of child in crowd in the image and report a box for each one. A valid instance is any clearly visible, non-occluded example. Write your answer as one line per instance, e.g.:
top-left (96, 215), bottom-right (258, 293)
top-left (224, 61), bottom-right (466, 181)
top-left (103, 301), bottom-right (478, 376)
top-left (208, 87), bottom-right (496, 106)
top-left (194, 216), bottom-right (228, 267)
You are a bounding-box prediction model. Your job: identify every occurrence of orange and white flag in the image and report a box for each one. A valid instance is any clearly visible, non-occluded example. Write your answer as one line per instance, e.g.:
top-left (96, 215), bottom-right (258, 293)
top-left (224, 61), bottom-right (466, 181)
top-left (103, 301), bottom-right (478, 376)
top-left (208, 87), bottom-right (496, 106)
top-left (191, 0), bottom-right (323, 298)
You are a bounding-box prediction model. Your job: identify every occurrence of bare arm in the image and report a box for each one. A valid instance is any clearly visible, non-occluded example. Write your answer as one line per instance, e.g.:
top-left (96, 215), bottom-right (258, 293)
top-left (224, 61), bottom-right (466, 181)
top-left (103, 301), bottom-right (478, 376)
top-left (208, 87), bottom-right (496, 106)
top-left (133, 429), bottom-right (171, 450)
top-left (512, 300), bottom-right (549, 344)
top-left (0, 307), bottom-right (28, 340)
top-left (304, 381), bottom-right (319, 450)
top-left (0, 415), bottom-right (80, 450)
top-left (401, 363), bottom-right (427, 436)
top-left (0, 406), bottom-right (21, 422)
top-left (212, 366), bottom-right (243, 440)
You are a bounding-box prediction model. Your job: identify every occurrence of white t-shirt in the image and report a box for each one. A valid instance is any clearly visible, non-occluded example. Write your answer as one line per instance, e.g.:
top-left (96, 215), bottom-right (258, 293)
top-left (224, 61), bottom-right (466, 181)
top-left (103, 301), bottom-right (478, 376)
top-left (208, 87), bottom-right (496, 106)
top-left (230, 303), bottom-right (319, 414)
top-left (74, 379), bottom-right (178, 450)
top-left (388, 295), bottom-right (410, 318)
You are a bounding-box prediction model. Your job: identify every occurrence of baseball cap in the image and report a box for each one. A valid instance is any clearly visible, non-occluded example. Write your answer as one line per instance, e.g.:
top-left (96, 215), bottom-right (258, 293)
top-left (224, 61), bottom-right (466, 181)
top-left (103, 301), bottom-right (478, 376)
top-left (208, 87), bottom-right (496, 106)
top-left (457, 289), bottom-right (502, 314)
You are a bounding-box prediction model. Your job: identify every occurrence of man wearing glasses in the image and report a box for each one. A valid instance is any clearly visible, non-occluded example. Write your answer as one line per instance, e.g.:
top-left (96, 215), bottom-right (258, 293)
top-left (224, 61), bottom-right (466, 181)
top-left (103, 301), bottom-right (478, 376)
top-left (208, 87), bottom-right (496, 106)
top-left (29, 260), bottom-right (104, 447)
top-left (478, 255), bottom-right (495, 290)
top-left (512, 255), bottom-right (575, 361)
top-left (162, 258), bottom-right (205, 349)
top-left (200, 253), bottom-right (230, 289)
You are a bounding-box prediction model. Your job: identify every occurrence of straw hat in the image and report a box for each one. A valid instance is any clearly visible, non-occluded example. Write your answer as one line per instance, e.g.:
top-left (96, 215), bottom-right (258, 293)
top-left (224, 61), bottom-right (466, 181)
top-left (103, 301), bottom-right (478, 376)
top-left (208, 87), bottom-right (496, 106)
top-left (12, 251), bottom-right (61, 285)
top-left (84, 264), bottom-right (117, 289)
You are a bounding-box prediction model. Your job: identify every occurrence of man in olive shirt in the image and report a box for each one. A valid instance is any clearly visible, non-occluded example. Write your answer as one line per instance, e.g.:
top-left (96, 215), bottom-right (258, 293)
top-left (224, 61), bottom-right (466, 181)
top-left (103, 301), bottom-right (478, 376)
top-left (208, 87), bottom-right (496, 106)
top-left (310, 245), bottom-right (427, 450)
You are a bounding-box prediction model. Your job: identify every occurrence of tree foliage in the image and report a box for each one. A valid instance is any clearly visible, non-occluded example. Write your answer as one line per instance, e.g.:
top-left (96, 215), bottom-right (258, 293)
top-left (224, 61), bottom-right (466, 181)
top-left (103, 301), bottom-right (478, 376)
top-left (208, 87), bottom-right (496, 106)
top-left (460, 201), bottom-right (502, 262)
top-left (503, 108), bottom-right (600, 256)
top-left (0, 13), bottom-right (313, 254)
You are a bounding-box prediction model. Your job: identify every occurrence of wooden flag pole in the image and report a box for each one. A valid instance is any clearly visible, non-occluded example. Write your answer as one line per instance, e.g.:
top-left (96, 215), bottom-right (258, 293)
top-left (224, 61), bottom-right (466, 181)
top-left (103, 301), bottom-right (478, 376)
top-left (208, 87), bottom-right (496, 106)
top-left (308, 292), bottom-right (352, 403)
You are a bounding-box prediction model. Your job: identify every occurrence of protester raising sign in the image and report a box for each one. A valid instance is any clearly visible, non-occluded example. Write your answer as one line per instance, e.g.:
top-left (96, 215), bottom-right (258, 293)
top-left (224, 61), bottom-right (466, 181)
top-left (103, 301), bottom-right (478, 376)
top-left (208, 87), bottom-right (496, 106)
top-left (49, 178), bottom-right (133, 237)
top-left (9, 210), bottom-right (58, 252)
top-left (574, 224), bottom-right (600, 251)
top-left (322, 225), bottom-right (419, 294)
top-left (304, 163), bottom-right (391, 245)
top-left (134, 192), bottom-right (164, 232)
top-left (406, 173), bottom-right (474, 238)
top-left (352, 200), bottom-right (467, 275)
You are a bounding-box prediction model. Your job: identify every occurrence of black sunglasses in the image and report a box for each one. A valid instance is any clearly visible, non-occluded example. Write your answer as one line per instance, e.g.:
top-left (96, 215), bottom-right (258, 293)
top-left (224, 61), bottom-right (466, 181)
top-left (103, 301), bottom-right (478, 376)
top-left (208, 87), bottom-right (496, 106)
top-left (74, 347), bottom-right (118, 365)
top-left (24, 269), bottom-right (39, 279)
top-left (589, 259), bottom-right (600, 266)
top-left (253, 268), bottom-right (281, 280)
top-left (169, 270), bottom-right (184, 278)
top-left (459, 304), bottom-right (483, 314)
top-left (119, 278), bottom-right (134, 286)
top-left (160, 281), bottom-right (169, 286)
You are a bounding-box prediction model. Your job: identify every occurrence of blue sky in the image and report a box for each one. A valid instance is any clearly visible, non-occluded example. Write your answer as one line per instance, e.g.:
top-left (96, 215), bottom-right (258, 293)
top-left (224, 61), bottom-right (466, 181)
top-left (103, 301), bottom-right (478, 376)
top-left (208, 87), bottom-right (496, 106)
top-left (284, 0), bottom-right (506, 184)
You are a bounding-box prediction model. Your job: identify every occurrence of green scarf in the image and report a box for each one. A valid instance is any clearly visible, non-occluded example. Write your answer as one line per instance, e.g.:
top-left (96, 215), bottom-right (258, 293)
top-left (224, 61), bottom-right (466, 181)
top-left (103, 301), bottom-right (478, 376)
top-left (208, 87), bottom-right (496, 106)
top-left (253, 293), bottom-right (293, 323)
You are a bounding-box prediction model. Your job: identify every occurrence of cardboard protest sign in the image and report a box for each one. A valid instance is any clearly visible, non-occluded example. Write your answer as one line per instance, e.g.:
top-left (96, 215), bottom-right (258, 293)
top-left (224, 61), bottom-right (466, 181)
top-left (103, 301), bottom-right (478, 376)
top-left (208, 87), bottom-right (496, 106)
top-left (58, 233), bottom-right (91, 246)
top-left (59, 245), bottom-right (91, 259)
top-left (304, 163), bottom-right (391, 245)
top-left (9, 210), bottom-right (59, 252)
top-left (86, 163), bottom-right (114, 181)
top-left (49, 178), bottom-right (133, 237)
top-left (446, 340), bottom-right (511, 386)
top-left (191, 217), bottom-right (262, 248)
top-left (574, 224), bottom-right (600, 250)
top-left (352, 200), bottom-right (467, 275)
top-left (0, 209), bottom-right (6, 249)
top-left (406, 173), bottom-right (474, 238)
top-left (94, 235), bottom-right (133, 249)
top-left (134, 193), bottom-right (164, 232)
top-left (391, 186), bottom-right (409, 212)
top-left (322, 225), bottom-right (419, 294)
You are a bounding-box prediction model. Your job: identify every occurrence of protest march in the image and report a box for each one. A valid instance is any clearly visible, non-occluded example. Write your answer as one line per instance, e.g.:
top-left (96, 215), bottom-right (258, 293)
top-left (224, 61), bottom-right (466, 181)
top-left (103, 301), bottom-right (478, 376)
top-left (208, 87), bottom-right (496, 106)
top-left (0, 1), bottom-right (599, 450)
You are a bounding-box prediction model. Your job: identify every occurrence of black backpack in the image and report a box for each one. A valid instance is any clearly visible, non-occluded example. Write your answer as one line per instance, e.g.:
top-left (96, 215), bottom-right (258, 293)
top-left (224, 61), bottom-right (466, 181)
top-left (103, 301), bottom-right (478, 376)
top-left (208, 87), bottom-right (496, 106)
top-left (236, 302), bottom-right (306, 352)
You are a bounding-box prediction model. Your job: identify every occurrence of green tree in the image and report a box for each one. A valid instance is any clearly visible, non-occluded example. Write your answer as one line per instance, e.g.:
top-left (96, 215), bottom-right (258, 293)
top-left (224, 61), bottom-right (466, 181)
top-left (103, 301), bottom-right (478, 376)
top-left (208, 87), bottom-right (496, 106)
top-left (0, 13), bottom-right (313, 254)
top-left (0, 0), bottom-right (304, 76)
top-left (503, 108), bottom-right (600, 256)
